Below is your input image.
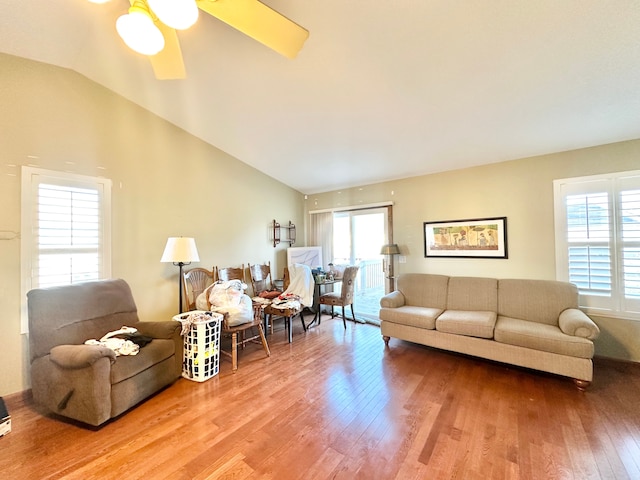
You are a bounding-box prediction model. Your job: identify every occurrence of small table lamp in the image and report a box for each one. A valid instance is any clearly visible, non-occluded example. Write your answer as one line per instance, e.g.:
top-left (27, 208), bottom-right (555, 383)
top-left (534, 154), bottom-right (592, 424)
top-left (161, 237), bottom-right (200, 313)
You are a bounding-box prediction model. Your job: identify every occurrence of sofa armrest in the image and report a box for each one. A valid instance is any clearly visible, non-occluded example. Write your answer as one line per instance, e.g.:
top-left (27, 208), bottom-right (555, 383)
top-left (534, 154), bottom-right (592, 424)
top-left (136, 320), bottom-right (182, 339)
top-left (558, 309), bottom-right (600, 340)
top-left (380, 290), bottom-right (405, 308)
top-left (137, 320), bottom-right (183, 378)
top-left (49, 344), bottom-right (116, 369)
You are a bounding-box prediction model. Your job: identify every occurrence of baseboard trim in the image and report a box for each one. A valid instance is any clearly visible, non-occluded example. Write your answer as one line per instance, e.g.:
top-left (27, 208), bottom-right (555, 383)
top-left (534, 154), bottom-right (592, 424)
top-left (593, 355), bottom-right (640, 367)
top-left (2, 389), bottom-right (33, 410)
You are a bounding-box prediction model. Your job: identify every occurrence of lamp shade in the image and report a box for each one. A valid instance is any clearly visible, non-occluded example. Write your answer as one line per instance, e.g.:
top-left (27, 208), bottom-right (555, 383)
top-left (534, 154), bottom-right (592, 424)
top-left (161, 237), bottom-right (200, 263)
top-left (380, 244), bottom-right (400, 255)
top-left (116, 7), bottom-right (165, 56)
top-left (148, 0), bottom-right (199, 30)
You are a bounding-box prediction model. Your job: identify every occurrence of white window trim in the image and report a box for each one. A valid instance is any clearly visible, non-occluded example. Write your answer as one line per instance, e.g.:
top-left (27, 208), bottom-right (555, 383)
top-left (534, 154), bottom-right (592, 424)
top-left (20, 167), bottom-right (112, 333)
top-left (554, 170), bottom-right (640, 321)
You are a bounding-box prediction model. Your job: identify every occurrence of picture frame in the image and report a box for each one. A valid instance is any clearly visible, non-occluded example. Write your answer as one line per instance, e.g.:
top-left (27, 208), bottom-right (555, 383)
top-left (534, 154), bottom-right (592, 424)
top-left (287, 246), bottom-right (323, 269)
top-left (424, 217), bottom-right (508, 258)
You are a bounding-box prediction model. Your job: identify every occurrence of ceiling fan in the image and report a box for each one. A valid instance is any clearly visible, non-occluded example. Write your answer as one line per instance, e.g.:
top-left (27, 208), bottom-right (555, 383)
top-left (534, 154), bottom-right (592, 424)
top-left (91, 0), bottom-right (309, 80)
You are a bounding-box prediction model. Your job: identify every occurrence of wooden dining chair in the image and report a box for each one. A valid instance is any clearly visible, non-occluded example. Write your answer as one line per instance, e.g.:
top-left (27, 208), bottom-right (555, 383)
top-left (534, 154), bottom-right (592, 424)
top-left (204, 272), bottom-right (270, 372)
top-left (220, 301), bottom-right (270, 372)
top-left (248, 261), bottom-right (276, 297)
top-left (263, 267), bottom-right (307, 343)
top-left (215, 264), bottom-right (245, 283)
top-left (182, 267), bottom-right (215, 311)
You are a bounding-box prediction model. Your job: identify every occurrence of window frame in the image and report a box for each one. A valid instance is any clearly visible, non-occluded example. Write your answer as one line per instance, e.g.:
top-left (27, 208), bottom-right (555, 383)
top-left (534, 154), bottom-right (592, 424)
top-left (20, 167), bottom-right (112, 332)
top-left (554, 170), bottom-right (640, 321)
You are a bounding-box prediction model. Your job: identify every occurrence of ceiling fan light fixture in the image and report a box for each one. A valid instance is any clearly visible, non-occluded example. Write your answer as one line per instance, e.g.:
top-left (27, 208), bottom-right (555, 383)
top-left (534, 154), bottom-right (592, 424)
top-left (148, 0), bottom-right (199, 30)
top-left (116, 8), bottom-right (165, 56)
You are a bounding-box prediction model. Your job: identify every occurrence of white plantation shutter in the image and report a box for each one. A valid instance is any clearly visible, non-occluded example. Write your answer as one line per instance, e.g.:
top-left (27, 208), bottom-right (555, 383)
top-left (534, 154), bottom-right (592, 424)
top-left (555, 171), bottom-right (640, 319)
top-left (619, 178), bottom-right (640, 313)
top-left (36, 183), bottom-right (101, 287)
top-left (21, 167), bottom-right (111, 331)
top-left (566, 190), bottom-right (611, 297)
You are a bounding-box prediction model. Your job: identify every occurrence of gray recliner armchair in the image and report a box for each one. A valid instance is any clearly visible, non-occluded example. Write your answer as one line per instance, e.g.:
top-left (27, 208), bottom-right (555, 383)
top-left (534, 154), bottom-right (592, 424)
top-left (27, 278), bottom-right (182, 426)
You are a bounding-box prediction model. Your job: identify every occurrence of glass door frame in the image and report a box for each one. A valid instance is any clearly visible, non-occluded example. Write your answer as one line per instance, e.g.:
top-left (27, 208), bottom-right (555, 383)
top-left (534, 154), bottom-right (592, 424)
top-left (332, 205), bottom-right (393, 322)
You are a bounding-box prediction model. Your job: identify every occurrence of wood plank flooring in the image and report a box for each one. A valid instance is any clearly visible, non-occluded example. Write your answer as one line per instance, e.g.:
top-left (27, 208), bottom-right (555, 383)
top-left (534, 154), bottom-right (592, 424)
top-left (2, 315), bottom-right (640, 479)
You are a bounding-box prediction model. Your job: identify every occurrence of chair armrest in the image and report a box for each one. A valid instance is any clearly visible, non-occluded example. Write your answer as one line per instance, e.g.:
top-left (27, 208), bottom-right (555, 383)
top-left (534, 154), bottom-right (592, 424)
top-left (138, 320), bottom-right (183, 379)
top-left (380, 290), bottom-right (405, 308)
top-left (49, 344), bottom-right (116, 369)
top-left (136, 320), bottom-right (182, 339)
top-left (558, 308), bottom-right (600, 340)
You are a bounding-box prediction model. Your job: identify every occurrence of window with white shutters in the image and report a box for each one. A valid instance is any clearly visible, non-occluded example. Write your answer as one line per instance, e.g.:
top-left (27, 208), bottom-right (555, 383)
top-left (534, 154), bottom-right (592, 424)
top-left (36, 183), bottom-right (101, 287)
top-left (554, 171), bottom-right (640, 319)
top-left (21, 167), bottom-right (112, 331)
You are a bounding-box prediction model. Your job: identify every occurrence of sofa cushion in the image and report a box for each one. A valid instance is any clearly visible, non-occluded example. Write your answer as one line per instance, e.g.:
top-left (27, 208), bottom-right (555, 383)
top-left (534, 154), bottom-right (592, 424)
top-left (495, 316), bottom-right (594, 358)
top-left (446, 277), bottom-right (498, 312)
top-left (498, 279), bottom-right (579, 326)
top-left (396, 273), bottom-right (449, 309)
top-left (436, 310), bottom-right (497, 339)
top-left (379, 305), bottom-right (441, 330)
top-left (110, 338), bottom-right (175, 384)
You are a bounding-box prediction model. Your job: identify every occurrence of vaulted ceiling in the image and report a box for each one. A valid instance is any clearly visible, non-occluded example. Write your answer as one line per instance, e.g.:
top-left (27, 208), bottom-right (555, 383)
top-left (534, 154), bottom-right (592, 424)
top-left (2, 1), bottom-right (640, 194)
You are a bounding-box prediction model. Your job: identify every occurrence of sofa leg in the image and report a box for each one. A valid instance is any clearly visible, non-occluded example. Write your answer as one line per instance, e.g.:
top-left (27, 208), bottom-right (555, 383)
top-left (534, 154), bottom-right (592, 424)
top-left (383, 335), bottom-right (390, 346)
top-left (573, 379), bottom-right (591, 391)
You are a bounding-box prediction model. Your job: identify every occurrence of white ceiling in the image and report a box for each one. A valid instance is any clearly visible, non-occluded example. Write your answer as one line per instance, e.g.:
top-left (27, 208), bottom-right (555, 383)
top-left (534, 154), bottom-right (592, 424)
top-left (2, 0), bottom-right (640, 194)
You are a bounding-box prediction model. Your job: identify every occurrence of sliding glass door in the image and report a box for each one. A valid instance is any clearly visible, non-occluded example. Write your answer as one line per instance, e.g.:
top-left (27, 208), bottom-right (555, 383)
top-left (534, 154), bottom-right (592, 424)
top-left (332, 207), bottom-right (390, 324)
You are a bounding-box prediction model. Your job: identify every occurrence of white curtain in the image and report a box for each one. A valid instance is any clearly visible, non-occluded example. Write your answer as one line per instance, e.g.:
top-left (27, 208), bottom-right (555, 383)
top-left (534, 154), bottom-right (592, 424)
top-left (307, 212), bottom-right (333, 269)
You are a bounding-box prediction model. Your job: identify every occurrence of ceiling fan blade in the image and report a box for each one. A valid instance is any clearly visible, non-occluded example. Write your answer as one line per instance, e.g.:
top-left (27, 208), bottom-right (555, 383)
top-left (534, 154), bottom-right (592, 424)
top-left (149, 22), bottom-right (187, 79)
top-left (196, 0), bottom-right (309, 59)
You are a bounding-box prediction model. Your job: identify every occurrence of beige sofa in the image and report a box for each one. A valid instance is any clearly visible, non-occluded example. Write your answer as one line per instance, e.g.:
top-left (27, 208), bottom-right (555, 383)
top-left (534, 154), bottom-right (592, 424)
top-left (379, 274), bottom-right (600, 389)
top-left (28, 279), bottom-right (183, 426)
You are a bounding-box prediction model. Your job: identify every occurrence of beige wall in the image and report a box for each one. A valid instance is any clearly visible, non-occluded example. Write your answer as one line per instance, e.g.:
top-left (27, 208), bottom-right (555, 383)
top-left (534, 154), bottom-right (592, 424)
top-left (0, 54), bottom-right (303, 396)
top-left (305, 140), bottom-right (640, 363)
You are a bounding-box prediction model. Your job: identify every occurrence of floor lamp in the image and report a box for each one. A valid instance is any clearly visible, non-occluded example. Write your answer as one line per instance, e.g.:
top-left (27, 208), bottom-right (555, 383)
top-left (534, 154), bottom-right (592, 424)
top-left (380, 243), bottom-right (400, 292)
top-left (161, 237), bottom-right (200, 313)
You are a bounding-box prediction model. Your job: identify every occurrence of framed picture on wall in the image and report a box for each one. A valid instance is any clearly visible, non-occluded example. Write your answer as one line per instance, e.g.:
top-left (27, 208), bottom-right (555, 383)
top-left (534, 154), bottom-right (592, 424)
top-left (424, 217), bottom-right (508, 258)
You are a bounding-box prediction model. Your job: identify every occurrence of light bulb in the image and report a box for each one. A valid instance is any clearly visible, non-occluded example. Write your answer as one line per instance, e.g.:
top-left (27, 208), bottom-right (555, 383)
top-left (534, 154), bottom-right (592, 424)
top-left (116, 10), bottom-right (165, 56)
top-left (148, 0), bottom-right (199, 30)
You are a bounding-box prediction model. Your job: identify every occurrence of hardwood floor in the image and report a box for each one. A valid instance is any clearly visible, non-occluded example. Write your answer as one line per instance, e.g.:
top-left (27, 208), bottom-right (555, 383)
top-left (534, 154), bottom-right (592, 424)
top-left (2, 316), bottom-right (640, 479)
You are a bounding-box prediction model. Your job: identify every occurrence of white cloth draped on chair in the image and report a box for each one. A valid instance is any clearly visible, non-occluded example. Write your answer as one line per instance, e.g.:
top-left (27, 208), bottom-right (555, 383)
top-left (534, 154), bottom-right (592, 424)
top-left (282, 263), bottom-right (314, 307)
